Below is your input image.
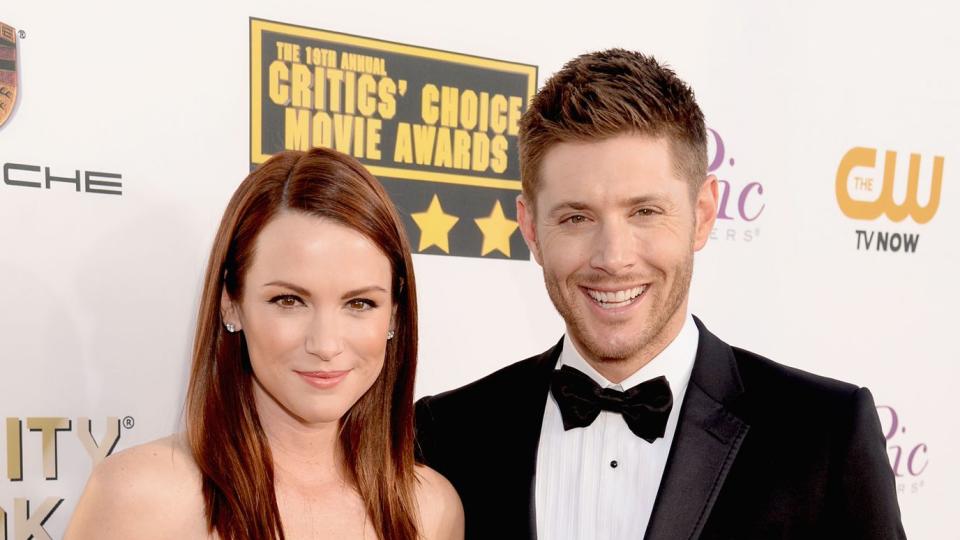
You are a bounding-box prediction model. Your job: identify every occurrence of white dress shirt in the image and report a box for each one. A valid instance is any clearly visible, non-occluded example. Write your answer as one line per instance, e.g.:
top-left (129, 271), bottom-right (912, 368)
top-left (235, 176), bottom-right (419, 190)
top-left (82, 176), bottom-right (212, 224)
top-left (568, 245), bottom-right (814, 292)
top-left (534, 314), bottom-right (700, 540)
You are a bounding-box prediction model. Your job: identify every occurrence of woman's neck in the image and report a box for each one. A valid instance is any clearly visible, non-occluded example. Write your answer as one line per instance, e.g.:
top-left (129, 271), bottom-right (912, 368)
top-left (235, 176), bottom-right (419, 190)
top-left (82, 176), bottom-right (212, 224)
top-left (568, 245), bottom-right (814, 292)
top-left (253, 382), bottom-right (348, 488)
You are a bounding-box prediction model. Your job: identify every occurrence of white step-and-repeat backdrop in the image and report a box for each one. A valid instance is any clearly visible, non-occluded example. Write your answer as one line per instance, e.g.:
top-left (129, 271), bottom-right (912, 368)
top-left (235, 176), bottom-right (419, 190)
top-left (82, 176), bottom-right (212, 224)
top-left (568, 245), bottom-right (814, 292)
top-left (2, 1), bottom-right (956, 538)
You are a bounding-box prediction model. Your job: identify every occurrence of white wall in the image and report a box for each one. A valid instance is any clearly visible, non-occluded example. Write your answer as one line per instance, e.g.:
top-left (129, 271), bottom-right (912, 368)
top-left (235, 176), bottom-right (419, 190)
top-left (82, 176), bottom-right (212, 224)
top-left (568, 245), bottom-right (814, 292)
top-left (1, 1), bottom-right (956, 538)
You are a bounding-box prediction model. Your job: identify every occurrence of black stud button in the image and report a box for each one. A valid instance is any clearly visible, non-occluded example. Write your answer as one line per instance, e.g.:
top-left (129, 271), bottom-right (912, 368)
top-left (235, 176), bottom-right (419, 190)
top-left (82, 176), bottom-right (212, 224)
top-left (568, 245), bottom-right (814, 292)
top-left (610, 460), bottom-right (618, 468)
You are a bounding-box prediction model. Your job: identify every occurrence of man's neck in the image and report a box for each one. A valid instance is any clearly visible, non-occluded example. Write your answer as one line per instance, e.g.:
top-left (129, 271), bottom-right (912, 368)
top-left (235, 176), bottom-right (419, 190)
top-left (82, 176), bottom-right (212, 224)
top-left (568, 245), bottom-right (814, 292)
top-left (569, 307), bottom-right (689, 385)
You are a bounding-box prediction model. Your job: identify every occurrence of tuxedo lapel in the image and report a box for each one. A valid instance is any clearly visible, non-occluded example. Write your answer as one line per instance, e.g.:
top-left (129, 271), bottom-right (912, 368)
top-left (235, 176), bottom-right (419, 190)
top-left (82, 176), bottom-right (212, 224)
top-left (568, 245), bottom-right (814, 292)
top-left (644, 318), bottom-right (750, 540)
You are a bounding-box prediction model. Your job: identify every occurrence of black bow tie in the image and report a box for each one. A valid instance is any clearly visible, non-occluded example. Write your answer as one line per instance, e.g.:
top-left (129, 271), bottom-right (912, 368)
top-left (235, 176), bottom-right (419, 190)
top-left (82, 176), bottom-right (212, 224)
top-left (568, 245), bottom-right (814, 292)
top-left (550, 365), bottom-right (673, 443)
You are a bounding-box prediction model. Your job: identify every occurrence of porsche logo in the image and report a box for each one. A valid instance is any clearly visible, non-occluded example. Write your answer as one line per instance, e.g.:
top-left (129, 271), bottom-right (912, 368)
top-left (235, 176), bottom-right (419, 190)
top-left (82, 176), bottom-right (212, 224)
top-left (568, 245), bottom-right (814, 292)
top-left (0, 20), bottom-right (18, 128)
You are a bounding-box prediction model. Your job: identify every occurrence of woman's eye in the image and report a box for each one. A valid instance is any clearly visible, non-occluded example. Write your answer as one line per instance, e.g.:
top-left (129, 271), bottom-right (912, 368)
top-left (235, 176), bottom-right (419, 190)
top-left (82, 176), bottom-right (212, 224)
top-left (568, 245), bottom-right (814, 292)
top-left (347, 298), bottom-right (376, 311)
top-left (270, 295), bottom-right (302, 308)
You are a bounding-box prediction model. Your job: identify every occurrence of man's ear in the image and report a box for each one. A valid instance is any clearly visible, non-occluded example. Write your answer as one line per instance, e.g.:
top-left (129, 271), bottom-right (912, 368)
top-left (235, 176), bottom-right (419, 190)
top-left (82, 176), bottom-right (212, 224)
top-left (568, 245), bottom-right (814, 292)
top-left (220, 286), bottom-right (243, 331)
top-left (517, 194), bottom-right (543, 265)
top-left (693, 175), bottom-right (719, 251)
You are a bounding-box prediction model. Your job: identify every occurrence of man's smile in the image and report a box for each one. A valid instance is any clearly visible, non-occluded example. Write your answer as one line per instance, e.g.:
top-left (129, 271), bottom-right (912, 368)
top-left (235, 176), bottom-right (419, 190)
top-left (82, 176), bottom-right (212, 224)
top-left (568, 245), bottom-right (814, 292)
top-left (582, 285), bottom-right (648, 310)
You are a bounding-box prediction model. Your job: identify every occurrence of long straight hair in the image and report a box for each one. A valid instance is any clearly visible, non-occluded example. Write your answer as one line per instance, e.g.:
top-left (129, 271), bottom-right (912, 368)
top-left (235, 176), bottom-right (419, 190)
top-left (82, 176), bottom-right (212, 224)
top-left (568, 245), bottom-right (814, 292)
top-left (185, 147), bottom-right (419, 540)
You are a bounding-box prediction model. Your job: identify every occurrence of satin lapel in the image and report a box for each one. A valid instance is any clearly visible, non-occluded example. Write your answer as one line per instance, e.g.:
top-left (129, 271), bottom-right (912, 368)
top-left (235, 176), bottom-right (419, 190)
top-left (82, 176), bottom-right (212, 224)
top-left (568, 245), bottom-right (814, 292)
top-left (515, 339), bottom-right (563, 539)
top-left (644, 318), bottom-right (750, 540)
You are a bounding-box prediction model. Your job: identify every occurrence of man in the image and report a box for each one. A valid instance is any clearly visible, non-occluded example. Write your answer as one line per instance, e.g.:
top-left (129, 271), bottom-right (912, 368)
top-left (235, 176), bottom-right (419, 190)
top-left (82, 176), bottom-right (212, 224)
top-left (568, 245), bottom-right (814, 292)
top-left (415, 49), bottom-right (905, 539)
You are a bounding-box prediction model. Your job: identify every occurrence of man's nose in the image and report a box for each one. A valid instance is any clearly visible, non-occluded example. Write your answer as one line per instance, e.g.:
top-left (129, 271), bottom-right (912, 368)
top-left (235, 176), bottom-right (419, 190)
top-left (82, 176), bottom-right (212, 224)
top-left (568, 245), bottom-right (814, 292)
top-left (590, 220), bottom-right (638, 275)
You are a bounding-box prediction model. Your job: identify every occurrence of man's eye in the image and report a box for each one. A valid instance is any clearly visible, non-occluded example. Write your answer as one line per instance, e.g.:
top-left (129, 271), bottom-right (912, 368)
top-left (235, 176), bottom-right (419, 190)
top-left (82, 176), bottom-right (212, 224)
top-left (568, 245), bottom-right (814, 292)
top-left (563, 214), bottom-right (588, 224)
top-left (634, 208), bottom-right (657, 217)
top-left (347, 298), bottom-right (376, 311)
top-left (270, 295), bottom-right (302, 308)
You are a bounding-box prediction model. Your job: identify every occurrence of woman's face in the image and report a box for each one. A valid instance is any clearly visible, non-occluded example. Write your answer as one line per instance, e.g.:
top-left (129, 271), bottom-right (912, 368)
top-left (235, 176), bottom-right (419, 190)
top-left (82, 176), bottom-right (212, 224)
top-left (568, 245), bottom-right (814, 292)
top-left (222, 210), bottom-right (395, 426)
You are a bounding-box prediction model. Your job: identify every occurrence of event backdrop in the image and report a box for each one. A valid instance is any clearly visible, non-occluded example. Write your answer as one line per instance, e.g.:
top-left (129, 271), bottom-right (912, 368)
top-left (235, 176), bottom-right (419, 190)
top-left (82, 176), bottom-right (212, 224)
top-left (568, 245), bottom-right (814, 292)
top-left (1, 1), bottom-right (957, 538)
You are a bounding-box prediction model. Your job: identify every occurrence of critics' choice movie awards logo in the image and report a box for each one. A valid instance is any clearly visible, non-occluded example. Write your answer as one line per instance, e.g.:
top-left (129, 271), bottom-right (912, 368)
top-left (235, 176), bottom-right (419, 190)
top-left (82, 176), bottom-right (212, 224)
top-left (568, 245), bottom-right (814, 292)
top-left (876, 406), bottom-right (929, 495)
top-left (2, 417), bottom-right (132, 539)
top-left (0, 20), bottom-right (18, 128)
top-left (250, 18), bottom-right (536, 260)
top-left (706, 128), bottom-right (765, 242)
top-left (836, 147), bottom-right (944, 253)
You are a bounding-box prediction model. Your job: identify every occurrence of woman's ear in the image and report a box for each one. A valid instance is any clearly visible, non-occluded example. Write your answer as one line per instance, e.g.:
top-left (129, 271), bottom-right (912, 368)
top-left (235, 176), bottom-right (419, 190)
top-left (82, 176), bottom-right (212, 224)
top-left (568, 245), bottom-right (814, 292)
top-left (388, 303), bottom-right (399, 339)
top-left (220, 286), bottom-right (242, 332)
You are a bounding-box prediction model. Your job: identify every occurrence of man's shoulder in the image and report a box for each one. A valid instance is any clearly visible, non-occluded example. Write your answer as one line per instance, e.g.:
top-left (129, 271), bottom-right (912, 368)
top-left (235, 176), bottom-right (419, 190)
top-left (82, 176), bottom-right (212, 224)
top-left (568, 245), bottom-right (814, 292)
top-left (698, 339), bottom-right (903, 538)
top-left (733, 346), bottom-right (859, 396)
top-left (417, 343), bottom-right (557, 418)
top-left (726, 345), bottom-right (866, 421)
top-left (694, 318), bottom-right (863, 413)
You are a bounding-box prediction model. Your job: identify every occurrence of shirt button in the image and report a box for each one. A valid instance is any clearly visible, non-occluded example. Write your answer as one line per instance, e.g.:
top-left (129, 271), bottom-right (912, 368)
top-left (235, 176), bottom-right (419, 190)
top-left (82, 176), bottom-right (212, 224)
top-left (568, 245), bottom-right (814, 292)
top-left (610, 460), bottom-right (618, 468)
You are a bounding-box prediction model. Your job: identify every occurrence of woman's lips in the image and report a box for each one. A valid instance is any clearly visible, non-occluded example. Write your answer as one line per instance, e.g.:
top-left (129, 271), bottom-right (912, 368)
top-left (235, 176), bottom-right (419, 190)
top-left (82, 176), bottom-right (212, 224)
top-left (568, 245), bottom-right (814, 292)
top-left (295, 369), bottom-right (351, 389)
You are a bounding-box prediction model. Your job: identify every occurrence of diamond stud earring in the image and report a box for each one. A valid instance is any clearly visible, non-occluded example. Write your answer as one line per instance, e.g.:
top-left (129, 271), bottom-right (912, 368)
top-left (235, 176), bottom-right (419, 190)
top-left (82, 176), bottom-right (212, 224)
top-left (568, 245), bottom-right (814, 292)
top-left (387, 329), bottom-right (395, 340)
top-left (225, 323), bottom-right (237, 333)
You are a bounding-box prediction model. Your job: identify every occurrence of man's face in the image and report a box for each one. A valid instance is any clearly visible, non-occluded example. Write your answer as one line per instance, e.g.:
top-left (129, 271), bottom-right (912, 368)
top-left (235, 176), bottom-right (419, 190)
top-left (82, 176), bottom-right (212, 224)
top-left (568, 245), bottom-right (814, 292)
top-left (518, 134), bottom-right (717, 372)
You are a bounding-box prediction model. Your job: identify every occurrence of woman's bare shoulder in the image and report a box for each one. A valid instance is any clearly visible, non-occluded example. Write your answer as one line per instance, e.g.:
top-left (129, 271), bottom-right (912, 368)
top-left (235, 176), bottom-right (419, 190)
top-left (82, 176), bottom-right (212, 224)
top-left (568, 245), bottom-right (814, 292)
top-left (84, 434), bottom-right (200, 500)
top-left (65, 434), bottom-right (209, 540)
top-left (414, 464), bottom-right (464, 540)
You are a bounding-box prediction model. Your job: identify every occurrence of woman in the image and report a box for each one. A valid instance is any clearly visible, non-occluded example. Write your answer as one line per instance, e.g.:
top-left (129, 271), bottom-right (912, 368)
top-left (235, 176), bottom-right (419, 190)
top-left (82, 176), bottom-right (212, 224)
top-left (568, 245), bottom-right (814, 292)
top-left (66, 148), bottom-right (464, 539)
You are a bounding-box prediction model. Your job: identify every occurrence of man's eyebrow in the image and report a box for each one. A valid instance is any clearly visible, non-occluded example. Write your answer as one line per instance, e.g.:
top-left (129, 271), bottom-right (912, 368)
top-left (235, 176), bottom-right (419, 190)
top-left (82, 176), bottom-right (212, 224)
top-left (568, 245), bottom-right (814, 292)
top-left (547, 201), bottom-right (591, 215)
top-left (621, 194), bottom-right (668, 206)
top-left (547, 195), bottom-right (667, 216)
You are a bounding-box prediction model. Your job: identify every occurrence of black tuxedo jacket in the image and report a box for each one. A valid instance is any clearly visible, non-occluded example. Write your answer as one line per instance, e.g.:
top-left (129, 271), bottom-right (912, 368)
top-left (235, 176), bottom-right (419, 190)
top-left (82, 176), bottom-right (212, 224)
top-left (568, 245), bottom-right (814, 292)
top-left (415, 318), bottom-right (906, 539)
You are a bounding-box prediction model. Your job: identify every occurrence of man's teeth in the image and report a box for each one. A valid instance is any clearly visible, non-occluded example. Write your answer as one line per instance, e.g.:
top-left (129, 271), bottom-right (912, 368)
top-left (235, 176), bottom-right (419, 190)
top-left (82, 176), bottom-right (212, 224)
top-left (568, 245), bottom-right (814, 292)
top-left (587, 286), bottom-right (646, 306)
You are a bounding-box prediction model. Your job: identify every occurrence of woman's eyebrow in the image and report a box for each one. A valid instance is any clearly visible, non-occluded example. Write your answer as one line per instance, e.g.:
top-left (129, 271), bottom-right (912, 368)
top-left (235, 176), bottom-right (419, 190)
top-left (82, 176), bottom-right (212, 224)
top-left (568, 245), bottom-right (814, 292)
top-left (262, 280), bottom-right (311, 297)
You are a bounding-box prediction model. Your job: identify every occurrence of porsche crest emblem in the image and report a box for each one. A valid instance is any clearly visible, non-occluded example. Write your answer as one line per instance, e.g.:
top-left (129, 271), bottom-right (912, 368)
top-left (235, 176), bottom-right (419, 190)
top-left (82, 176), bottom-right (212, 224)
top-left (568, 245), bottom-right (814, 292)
top-left (0, 21), bottom-right (19, 128)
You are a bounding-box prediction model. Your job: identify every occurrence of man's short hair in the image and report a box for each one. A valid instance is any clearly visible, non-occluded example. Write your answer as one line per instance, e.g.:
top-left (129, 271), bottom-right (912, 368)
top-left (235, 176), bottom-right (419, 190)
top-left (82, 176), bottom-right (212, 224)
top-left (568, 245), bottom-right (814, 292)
top-left (518, 49), bottom-right (708, 204)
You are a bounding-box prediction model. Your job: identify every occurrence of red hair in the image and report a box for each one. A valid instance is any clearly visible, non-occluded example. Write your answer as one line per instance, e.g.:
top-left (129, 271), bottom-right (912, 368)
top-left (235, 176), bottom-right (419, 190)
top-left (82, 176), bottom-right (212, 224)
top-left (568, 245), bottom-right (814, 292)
top-left (185, 147), bottom-right (419, 540)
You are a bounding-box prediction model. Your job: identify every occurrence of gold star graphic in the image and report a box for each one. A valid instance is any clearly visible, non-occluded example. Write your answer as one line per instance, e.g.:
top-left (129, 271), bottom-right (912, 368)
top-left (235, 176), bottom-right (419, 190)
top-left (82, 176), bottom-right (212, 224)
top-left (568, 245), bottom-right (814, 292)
top-left (474, 200), bottom-right (519, 257)
top-left (411, 194), bottom-right (459, 254)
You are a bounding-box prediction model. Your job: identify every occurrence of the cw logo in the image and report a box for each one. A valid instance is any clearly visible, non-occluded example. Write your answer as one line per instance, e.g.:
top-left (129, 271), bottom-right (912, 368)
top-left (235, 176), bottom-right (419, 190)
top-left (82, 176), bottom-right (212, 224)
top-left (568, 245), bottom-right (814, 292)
top-left (835, 147), bottom-right (944, 224)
